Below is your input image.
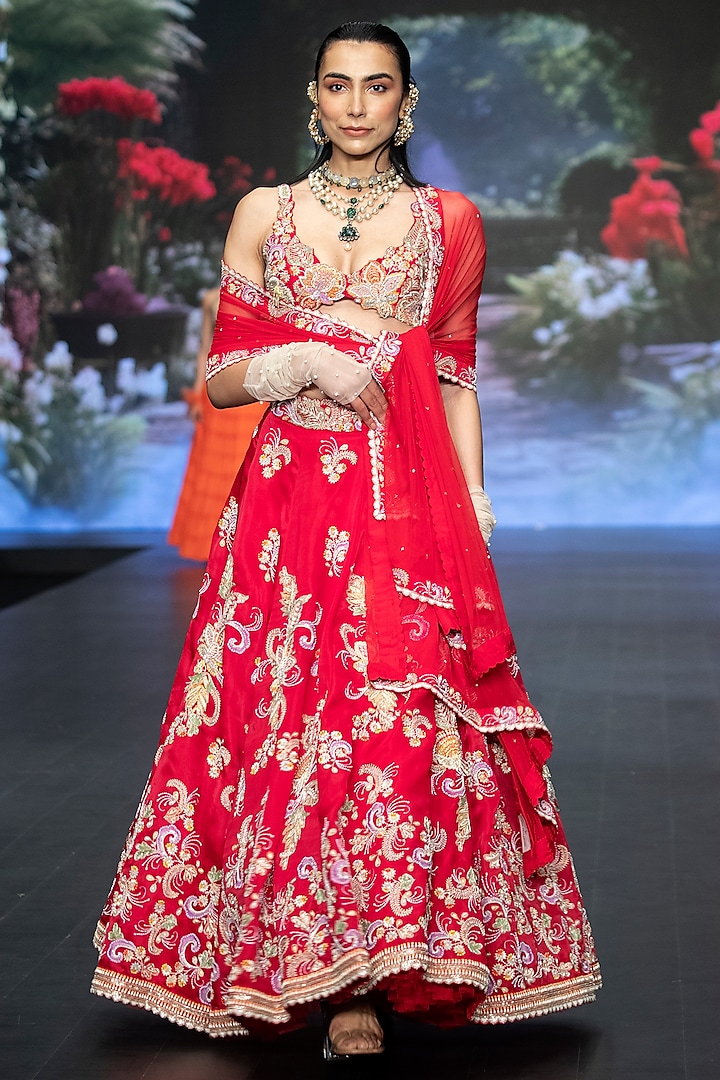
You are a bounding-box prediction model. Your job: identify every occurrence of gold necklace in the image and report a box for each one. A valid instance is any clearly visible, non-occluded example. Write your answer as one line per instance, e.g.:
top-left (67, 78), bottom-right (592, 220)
top-left (308, 163), bottom-right (403, 250)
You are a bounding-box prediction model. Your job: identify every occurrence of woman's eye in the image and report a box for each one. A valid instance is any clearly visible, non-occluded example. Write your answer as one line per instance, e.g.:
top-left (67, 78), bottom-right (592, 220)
top-left (369, 84), bottom-right (387, 93)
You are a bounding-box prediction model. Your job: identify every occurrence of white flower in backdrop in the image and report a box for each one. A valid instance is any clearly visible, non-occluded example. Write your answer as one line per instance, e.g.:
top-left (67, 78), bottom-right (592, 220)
top-left (134, 361), bottom-right (167, 402)
top-left (115, 357), bottom-right (137, 396)
top-left (533, 326), bottom-right (553, 345)
top-left (115, 357), bottom-right (167, 403)
top-left (96, 322), bottom-right (119, 346)
top-left (23, 370), bottom-right (55, 414)
top-left (0, 420), bottom-right (23, 444)
top-left (507, 250), bottom-right (660, 395)
top-left (0, 325), bottom-right (23, 374)
top-left (72, 366), bottom-right (107, 412)
top-left (0, 243), bottom-right (11, 286)
top-left (44, 340), bottom-right (74, 373)
top-left (1, 342), bottom-right (146, 510)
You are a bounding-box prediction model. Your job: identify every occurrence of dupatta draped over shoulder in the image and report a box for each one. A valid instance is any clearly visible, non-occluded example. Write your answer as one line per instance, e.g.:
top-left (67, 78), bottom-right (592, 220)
top-left (208, 187), bottom-right (515, 689)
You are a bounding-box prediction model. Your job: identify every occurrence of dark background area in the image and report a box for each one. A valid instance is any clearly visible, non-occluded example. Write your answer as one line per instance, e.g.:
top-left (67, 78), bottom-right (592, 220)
top-left (0, 542), bottom-right (146, 610)
top-left (181, 0), bottom-right (720, 179)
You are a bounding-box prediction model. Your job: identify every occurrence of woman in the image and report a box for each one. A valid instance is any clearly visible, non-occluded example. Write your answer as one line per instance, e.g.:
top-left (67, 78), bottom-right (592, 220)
top-left (168, 286), bottom-right (266, 562)
top-left (92, 22), bottom-right (600, 1058)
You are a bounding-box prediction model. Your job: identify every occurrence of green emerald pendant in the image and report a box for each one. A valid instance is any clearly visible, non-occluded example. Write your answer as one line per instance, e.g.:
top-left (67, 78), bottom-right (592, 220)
top-left (338, 223), bottom-right (360, 243)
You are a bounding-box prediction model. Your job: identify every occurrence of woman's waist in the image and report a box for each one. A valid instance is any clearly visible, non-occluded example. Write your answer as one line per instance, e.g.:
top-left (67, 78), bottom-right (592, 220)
top-left (315, 300), bottom-right (412, 338)
top-left (270, 393), bottom-right (364, 433)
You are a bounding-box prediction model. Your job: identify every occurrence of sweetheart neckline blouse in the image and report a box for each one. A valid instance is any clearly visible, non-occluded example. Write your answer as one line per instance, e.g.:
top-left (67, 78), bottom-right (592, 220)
top-left (262, 183), bottom-right (429, 325)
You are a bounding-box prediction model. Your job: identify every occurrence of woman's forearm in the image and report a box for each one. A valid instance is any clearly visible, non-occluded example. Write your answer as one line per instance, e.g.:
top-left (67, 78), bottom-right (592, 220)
top-left (206, 359), bottom-right (258, 408)
top-left (440, 382), bottom-right (485, 488)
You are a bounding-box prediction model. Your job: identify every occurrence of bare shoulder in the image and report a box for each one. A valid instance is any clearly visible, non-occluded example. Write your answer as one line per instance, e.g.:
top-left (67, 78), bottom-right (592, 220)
top-left (227, 186), bottom-right (280, 246)
top-left (223, 186), bottom-right (281, 276)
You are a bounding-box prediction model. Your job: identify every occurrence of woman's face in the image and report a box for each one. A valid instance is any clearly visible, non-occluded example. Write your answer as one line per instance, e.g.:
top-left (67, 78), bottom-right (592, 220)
top-left (316, 40), bottom-right (407, 165)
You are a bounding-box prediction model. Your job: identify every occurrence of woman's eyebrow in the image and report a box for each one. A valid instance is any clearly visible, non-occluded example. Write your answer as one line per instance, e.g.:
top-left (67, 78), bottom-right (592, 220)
top-left (322, 71), bottom-right (395, 82)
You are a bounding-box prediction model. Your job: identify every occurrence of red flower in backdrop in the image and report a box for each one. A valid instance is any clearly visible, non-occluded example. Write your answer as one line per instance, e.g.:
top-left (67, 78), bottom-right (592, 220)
top-left (631, 156), bottom-right (664, 174)
top-left (593, 99), bottom-right (720, 346)
top-left (57, 77), bottom-right (162, 124)
top-left (699, 103), bottom-right (720, 135)
top-left (211, 159), bottom-right (277, 226)
top-left (45, 75), bottom-right (219, 300)
top-left (117, 140), bottom-right (216, 206)
top-left (217, 156), bottom-right (254, 197)
top-left (601, 166), bottom-right (688, 260)
top-left (689, 128), bottom-right (716, 162)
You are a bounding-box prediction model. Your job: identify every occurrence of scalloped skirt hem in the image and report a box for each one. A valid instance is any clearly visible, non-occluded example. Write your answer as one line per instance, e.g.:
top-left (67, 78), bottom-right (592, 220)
top-left (90, 955), bottom-right (601, 1038)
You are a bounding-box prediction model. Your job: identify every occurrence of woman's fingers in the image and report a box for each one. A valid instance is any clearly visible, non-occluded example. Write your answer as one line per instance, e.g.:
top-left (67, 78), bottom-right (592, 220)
top-left (364, 382), bottom-right (388, 421)
top-left (350, 379), bottom-right (388, 428)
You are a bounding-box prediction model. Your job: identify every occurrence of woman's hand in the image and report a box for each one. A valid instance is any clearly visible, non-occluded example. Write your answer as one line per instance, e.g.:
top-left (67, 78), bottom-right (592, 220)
top-left (468, 484), bottom-right (496, 544)
top-left (347, 379), bottom-right (388, 429)
top-left (242, 340), bottom-right (381, 411)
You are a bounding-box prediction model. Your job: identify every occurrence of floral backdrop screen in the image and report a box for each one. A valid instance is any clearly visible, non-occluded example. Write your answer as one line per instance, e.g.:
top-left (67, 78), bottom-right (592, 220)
top-left (1, 9), bottom-right (719, 533)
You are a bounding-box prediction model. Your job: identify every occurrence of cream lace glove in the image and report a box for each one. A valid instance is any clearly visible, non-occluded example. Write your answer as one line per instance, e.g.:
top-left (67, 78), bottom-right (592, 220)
top-left (468, 484), bottom-right (496, 545)
top-left (243, 341), bottom-right (373, 404)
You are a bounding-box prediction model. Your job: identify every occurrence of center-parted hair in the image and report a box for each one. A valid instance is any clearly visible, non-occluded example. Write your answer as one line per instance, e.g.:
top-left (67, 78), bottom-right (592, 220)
top-left (294, 21), bottom-right (424, 187)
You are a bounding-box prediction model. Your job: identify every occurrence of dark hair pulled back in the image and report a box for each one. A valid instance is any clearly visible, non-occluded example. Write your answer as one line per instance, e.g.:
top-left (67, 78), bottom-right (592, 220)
top-left (293, 21), bottom-right (424, 187)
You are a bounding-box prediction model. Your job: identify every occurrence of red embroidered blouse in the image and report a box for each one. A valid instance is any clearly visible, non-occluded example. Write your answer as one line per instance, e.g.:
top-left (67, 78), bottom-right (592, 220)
top-left (263, 184), bottom-right (429, 325)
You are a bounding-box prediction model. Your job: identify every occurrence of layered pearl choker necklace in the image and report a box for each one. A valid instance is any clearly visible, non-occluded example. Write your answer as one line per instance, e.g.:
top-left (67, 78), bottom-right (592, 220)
top-left (308, 163), bottom-right (403, 250)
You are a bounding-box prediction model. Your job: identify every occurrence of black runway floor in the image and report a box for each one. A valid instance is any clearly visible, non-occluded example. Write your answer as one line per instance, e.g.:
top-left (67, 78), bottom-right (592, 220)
top-left (1, 528), bottom-right (718, 1080)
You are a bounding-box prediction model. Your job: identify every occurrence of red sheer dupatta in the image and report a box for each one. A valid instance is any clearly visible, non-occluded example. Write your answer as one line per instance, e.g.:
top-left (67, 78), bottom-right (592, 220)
top-left (375, 326), bottom-right (514, 683)
top-left (371, 191), bottom-right (514, 683)
top-left (428, 188), bottom-right (487, 385)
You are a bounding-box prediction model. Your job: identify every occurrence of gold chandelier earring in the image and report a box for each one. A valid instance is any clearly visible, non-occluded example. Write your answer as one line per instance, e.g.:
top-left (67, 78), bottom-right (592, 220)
top-left (394, 84), bottom-right (420, 146)
top-left (307, 80), bottom-right (329, 145)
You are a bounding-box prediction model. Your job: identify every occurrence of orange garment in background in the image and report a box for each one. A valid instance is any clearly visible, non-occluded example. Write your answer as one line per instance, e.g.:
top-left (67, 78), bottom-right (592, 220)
top-left (168, 390), bottom-right (265, 561)
top-left (169, 285), bottom-right (266, 561)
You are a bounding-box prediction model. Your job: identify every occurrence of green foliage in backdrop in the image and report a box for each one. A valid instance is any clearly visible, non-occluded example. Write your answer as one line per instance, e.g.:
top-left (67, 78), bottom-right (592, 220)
top-left (8, 0), bottom-right (200, 112)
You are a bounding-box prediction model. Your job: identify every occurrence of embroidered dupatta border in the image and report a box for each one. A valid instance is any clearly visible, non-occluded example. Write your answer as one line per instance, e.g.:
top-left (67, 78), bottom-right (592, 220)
top-left (372, 670), bottom-right (548, 737)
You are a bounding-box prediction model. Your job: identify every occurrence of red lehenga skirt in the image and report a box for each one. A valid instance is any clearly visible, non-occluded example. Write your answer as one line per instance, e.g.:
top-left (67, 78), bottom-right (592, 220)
top-left (92, 396), bottom-right (601, 1036)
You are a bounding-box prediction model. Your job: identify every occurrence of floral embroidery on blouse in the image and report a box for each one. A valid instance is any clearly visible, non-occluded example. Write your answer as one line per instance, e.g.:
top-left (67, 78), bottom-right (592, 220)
top-left (294, 262), bottom-right (347, 309)
top-left (347, 262), bottom-right (408, 321)
top-left (263, 185), bottom-right (429, 327)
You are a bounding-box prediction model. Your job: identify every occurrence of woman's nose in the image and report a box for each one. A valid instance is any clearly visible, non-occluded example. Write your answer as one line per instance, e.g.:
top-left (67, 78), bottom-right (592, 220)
top-left (346, 90), bottom-right (365, 117)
